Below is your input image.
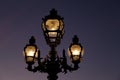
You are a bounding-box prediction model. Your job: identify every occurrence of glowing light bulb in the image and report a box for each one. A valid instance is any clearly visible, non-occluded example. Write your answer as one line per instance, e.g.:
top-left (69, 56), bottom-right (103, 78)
top-left (72, 50), bottom-right (80, 55)
top-left (27, 50), bottom-right (35, 56)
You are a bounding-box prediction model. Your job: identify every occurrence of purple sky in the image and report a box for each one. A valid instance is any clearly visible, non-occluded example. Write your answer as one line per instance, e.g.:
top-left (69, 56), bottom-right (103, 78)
top-left (0, 0), bottom-right (120, 80)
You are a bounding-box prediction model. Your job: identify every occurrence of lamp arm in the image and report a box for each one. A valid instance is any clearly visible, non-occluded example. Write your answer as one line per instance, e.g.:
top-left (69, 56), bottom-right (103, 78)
top-left (60, 49), bottom-right (79, 73)
top-left (26, 60), bottom-right (46, 73)
top-left (26, 49), bottom-right (79, 73)
top-left (60, 61), bottom-right (79, 73)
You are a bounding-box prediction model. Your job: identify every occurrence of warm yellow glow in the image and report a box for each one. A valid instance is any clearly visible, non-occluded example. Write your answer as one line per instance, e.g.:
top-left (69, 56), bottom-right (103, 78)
top-left (27, 50), bottom-right (35, 56)
top-left (46, 19), bottom-right (59, 30)
top-left (81, 48), bottom-right (84, 57)
top-left (42, 22), bottom-right (46, 31)
top-left (73, 56), bottom-right (79, 61)
top-left (24, 46), bottom-right (38, 58)
top-left (48, 32), bottom-right (57, 37)
top-left (26, 57), bottom-right (34, 62)
top-left (24, 46), bottom-right (39, 62)
top-left (25, 46), bottom-right (36, 57)
top-left (60, 20), bottom-right (64, 30)
top-left (71, 45), bottom-right (81, 56)
top-left (68, 44), bottom-right (84, 62)
top-left (72, 50), bottom-right (80, 55)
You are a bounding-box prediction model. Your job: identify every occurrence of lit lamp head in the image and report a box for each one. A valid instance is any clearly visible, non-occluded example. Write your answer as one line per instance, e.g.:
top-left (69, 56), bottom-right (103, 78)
top-left (68, 35), bottom-right (84, 64)
top-left (23, 36), bottom-right (39, 65)
top-left (41, 8), bottom-right (64, 47)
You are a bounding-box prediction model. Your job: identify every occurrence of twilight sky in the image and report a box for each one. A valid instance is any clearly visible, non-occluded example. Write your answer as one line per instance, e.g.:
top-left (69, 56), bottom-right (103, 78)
top-left (0, 0), bottom-right (120, 80)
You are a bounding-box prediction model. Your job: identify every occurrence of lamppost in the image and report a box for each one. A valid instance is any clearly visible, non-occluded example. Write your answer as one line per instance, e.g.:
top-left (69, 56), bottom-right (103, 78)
top-left (23, 8), bottom-right (84, 80)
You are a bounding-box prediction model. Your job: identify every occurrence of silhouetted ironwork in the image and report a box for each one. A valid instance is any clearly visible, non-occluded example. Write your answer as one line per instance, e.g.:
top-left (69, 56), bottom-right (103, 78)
top-left (23, 8), bottom-right (84, 80)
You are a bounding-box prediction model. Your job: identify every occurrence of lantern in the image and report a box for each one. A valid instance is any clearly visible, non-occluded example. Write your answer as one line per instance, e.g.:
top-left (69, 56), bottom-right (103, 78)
top-left (41, 8), bottom-right (64, 47)
top-left (68, 35), bottom-right (84, 64)
top-left (23, 36), bottom-right (39, 65)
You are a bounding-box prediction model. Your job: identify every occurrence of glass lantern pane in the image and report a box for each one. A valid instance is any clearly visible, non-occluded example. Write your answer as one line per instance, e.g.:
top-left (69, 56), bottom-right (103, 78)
top-left (46, 19), bottom-right (59, 30)
top-left (35, 49), bottom-right (39, 58)
top-left (25, 49), bottom-right (38, 63)
top-left (42, 22), bottom-right (46, 31)
top-left (60, 20), bottom-right (64, 30)
top-left (81, 48), bottom-right (84, 57)
top-left (25, 46), bottom-right (36, 57)
top-left (71, 45), bottom-right (81, 56)
top-left (26, 57), bottom-right (34, 62)
top-left (48, 32), bottom-right (57, 37)
top-left (68, 48), bottom-right (71, 57)
top-left (73, 55), bottom-right (80, 61)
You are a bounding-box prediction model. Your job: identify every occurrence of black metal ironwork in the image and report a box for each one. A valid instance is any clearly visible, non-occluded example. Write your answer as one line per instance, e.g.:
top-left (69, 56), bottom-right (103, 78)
top-left (23, 9), bottom-right (84, 80)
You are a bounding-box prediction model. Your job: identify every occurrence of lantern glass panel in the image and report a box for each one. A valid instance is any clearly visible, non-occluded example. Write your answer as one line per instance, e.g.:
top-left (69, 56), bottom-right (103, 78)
top-left (26, 57), bottom-right (34, 62)
top-left (72, 55), bottom-right (80, 61)
top-left (48, 32), bottom-right (57, 37)
top-left (25, 46), bottom-right (38, 58)
top-left (42, 22), bottom-right (46, 31)
top-left (81, 48), bottom-right (84, 57)
top-left (60, 20), bottom-right (64, 30)
top-left (68, 44), bottom-right (83, 62)
top-left (68, 48), bottom-right (80, 62)
top-left (71, 45), bottom-right (81, 56)
top-left (46, 19), bottom-right (59, 31)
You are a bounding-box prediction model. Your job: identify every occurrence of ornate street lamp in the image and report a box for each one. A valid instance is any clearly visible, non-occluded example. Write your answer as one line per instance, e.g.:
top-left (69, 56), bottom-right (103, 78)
top-left (23, 8), bottom-right (84, 80)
